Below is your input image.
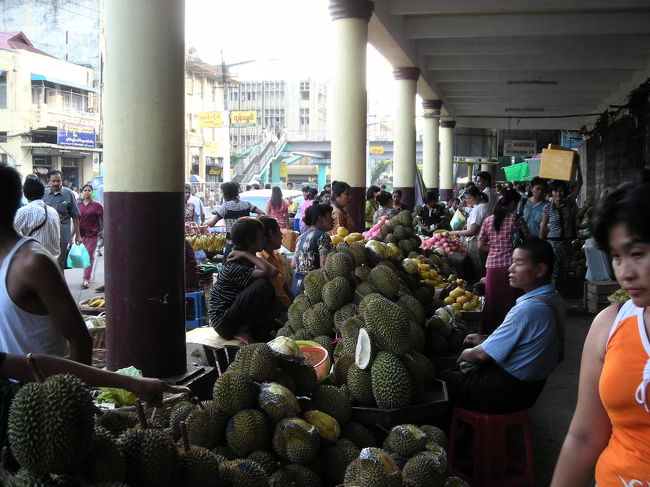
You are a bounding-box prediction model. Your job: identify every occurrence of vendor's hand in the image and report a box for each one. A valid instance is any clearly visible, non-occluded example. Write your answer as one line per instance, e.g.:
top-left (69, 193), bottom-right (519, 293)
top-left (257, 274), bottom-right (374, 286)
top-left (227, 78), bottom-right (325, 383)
top-left (75, 237), bottom-right (82, 245)
top-left (457, 347), bottom-right (473, 365)
top-left (129, 377), bottom-right (190, 408)
top-left (463, 333), bottom-right (487, 347)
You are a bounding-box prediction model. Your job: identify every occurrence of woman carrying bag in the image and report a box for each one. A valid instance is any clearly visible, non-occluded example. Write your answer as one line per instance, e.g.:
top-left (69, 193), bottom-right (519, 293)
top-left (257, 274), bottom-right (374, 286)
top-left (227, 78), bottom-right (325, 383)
top-left (77, 184), bottom-right (103, 289)
top-left (478, 188), bottom-right (532, 334)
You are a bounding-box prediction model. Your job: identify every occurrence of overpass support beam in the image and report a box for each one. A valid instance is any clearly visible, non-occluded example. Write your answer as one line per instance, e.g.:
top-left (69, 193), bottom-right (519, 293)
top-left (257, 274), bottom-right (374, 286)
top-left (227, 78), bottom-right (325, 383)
top-left (392, 67), bottom-right (420, 209)
top-left (329, 0), bottom-right (374, 231)
top-left (422, 99), bottom-right (442, 197)
top-left (439, 120), bottom-right (456, 202)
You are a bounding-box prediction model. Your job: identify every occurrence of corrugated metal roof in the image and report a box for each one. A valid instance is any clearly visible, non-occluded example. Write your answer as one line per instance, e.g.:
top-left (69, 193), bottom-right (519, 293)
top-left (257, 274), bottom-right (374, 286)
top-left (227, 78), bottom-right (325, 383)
top-left (0, 32), bottom-right (55, 58)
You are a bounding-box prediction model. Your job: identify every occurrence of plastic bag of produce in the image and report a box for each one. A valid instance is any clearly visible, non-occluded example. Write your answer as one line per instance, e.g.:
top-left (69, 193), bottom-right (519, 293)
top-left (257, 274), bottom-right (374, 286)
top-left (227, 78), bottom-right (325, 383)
top-left (450, 209), bottom-right (466, 231)
top-left (67, 242), bottom-right (91, 268)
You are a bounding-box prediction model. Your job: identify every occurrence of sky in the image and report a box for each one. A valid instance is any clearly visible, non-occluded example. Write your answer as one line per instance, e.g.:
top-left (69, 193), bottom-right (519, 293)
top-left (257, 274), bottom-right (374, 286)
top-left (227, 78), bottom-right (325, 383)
top-left (185, 0), bottom-right (398, 118)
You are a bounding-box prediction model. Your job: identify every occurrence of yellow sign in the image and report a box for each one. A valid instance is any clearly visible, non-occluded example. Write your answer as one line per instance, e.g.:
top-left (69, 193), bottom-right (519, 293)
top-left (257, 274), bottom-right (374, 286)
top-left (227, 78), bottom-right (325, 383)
top-left (369, 146), bottom-right (384, 155)
top-left (208, 167), bottom-right (222, 176)
top-left (204, 142), bottom-right (218, 155)
top-left (230, 110), bottom-right (257, 127)
top-left (198, 111), bottom-right (223, 128)
top-left (279, 162), bottom-right (288, 179)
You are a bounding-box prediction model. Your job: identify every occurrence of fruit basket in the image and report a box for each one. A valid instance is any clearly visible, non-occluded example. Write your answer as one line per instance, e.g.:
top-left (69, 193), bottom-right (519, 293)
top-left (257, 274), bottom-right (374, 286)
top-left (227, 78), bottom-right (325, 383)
top-left (350, 379), bottom-right (448, 428)
top-left (79, 296), bottom-right (106, 314)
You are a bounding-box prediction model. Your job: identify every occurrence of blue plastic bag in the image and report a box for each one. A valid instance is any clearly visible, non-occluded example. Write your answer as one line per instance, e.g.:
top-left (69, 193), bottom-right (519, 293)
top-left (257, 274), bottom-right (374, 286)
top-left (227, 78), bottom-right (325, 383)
top-left (67, 243), bottom-right (91, 268)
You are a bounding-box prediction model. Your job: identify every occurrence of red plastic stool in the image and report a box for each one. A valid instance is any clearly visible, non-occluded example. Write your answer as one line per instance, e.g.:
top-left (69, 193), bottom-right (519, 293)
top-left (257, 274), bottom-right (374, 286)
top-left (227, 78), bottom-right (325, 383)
top-left (448, 407), bottom-right (535, 487)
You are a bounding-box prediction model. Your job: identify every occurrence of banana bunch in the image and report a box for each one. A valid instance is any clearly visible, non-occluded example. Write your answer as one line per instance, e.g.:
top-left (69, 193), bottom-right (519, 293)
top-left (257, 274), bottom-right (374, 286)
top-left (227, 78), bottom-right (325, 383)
top-left (186, 233), bottom-right (227, 252)
top-left (86, 296), bottom-right (106, 308)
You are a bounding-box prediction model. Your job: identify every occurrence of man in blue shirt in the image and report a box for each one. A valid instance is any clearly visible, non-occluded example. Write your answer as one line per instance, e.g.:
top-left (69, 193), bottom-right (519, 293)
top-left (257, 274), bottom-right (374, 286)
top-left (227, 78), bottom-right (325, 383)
top-left (439, 238), bottom-right (565, 413)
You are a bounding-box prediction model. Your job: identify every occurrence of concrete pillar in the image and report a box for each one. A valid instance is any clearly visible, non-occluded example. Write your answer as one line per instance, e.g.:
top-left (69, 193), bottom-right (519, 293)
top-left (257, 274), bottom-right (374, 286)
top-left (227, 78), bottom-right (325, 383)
top-left (318, 164), bottom-right (327, 189)
top-left (271, 158), bottom-right (281, 184)
top-left (198, 146), bottom-right (206, 181)
top-left (439, 120), bottom-right (456, 202)
top-left (329, 0), bottom-right (374, 232)
top-left (422, 100), bottom-right (442, 197)
top-left (392, 67), bottom-right (420, 208)
top-left (104, 0), bottom-right (186, 377)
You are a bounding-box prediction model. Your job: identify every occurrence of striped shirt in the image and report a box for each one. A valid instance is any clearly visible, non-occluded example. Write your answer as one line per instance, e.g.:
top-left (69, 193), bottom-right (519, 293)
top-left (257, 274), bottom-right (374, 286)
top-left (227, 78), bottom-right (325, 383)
top-left (209, 261), bottom-right (255, 330)
top-left (215, 198), bottom-right (258, 242)
top-left (13, 200), bottom-right (61, 258)
top-left (543, 199), bottom-right (577, 239)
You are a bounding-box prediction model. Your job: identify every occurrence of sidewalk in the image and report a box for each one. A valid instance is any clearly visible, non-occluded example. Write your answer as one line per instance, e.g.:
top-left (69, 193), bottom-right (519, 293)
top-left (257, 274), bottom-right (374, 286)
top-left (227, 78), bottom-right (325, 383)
top-left (64, 252), bottom-right (105, 304)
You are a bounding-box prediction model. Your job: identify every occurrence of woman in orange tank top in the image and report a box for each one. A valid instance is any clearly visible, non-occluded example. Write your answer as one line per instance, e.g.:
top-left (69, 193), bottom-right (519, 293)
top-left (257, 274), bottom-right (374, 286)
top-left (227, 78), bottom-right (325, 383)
top-left (552, 170), bottom-right (650, 486)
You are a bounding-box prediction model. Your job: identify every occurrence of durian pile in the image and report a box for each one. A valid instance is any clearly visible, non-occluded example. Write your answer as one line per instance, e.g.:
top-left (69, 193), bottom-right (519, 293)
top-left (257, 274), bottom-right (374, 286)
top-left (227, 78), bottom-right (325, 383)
top-left (363, 210), bottom-right (423, 263)
top-left (1, 344), bottom-right (467, 487)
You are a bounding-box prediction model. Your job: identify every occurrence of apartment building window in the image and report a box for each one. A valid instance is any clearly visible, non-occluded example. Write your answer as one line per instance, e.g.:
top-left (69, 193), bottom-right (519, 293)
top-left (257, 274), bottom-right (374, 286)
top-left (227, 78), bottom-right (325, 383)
top-left (300, 108), bottom-right (310, 128)
top-left (32, 86), bottom-right (44, 105)
top-left (195, 74), bottom-right (203, 98)
top-left (0, 74), bottom-right (7, 109)
top-left (0, 132), bottom-right (7, 143)
top-left (208, 79), bottom-right (216, 102)
top-left (264, 108), bottom-right (285, 128)
top-left (300, 80), bottom-right (310, 101)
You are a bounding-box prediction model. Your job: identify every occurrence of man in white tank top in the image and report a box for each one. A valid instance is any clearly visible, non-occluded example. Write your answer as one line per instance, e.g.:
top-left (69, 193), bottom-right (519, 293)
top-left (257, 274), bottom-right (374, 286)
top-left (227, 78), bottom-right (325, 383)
top-left (0, 165), bottom-right (91, 363)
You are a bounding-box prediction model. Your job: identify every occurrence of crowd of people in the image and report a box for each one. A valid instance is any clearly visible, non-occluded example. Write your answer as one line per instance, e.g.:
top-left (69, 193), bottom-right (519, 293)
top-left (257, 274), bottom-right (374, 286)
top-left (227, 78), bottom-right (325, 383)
top-left (2, 160), bottom-right (649, 484)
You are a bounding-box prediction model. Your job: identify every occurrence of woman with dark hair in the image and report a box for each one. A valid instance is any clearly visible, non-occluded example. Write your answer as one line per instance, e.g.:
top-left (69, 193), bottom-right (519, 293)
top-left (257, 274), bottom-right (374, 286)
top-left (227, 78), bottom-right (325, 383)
top-left (299, 187), bottom-right (319, 234)
top-left (539, 177), bottom-right (581, 292)
top-left (451, 185), bottom-right (489, 280)
top-left (392, 189), bottom-right (411, 212)
top-left (330, 180), bottom-right (354, 233)
top-left (478, 188), bottom-right (531, 333)
top-left (365, 185), bottom-right (381, 229)
top-left (551, 170), bottom-right (650, 486)
top-left (291, 203), bottom-right (334, 295)
top-left (265, 186), bottom-right (289, 229)
top-left (77, 184), bottom-right (103, 289)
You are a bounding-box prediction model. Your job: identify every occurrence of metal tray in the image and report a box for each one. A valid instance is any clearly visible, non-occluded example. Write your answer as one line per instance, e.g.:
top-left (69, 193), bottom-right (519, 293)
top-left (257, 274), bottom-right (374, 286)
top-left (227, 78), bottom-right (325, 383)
top-left (351, 379), bottom-right (449, 428)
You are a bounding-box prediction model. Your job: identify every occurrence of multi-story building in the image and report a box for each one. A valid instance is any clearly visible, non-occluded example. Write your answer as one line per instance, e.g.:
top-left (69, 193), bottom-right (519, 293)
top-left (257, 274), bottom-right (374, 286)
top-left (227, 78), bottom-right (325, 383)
top-left (227, 77), bottom-right (328, 153)
top-left (0, 31), bottom-right (100, 187)
top-left (184, 51), bottom-right (230, 183)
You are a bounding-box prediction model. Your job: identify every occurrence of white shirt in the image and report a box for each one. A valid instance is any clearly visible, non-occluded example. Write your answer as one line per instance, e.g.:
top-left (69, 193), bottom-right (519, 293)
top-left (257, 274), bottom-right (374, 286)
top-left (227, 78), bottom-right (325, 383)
top-left (188, 195), bottom-right (205, 218)
top-left (14, 200), bottom-right (61, 258)
top-left (483, 186), bottom-right (497, 216)
top-left (466, 202), bottom-right (488, 241)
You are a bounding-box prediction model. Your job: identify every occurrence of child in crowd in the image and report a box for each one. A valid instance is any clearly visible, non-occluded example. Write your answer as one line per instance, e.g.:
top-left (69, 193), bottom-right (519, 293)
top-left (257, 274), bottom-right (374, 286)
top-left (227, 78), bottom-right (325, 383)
top-left (257, 216), bottom-right (293, 311)
top-left (373, 191), bottom-right (398, 224)
top-left (209, 217), bottom-right (280, 344)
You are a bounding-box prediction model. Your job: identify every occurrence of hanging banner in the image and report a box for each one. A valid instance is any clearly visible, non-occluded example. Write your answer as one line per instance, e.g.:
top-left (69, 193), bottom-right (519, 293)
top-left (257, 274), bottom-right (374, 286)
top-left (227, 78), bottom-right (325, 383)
top-left (198, 111), bottom-right (224, 128)
top-left (204, 141), bottom-right (218, 155)
top-left (57, 119), bottom-right (96, 148)
top-left (230, 110), bottom-right (257, 127)
top-left (369, 146), bottom-right (384, 155)
top-left (279, 162), bottom-right (288, 179)
top-left (503, 139), bottom-right (536, 157)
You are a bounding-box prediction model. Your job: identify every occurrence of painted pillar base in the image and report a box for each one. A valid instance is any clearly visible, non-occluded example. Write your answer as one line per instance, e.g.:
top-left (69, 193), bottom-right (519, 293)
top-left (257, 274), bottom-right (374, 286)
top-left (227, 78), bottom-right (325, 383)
top-left (439, 189), bottom-right (454, 202)
top-left (318, 165), bottom-right (327, 189)
top-left (394, 186), bottom-right (415, 210)
top-left (348, 186), bottom-right (365, 233)
top-left (105, 191), bottom-right (186, 377)
top-left (426, 187), bottom-right (439, 199)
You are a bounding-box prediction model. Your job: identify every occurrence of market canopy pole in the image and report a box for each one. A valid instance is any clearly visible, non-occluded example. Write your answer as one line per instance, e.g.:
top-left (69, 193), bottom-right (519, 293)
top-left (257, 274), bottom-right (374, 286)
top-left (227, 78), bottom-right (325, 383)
top-left (422, 99), bottom-right (442, 198)
top-left (392, 67), bottom-right (420, 209)
top-left (329, 0), bottom-right (374, 232)
top-left (103, 0), bottom-right (187, 377)
top-left (439, 120), bottom-right (456, 202)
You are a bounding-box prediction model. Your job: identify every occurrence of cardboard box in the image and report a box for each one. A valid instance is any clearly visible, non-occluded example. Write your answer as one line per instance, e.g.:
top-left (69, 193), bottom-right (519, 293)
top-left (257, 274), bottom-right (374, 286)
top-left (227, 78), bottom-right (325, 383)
top-left (583, 280), bottom-right (619, 313)
top-left (540, 148), bottom-right (575, 181)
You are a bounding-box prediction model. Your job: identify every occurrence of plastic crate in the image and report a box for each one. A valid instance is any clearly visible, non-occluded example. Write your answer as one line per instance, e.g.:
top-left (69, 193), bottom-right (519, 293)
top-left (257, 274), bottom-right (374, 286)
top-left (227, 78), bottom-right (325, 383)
top-left (524, 158), bottom-right (541, 179)
top-left (503, 162), bottom-right (529, 182)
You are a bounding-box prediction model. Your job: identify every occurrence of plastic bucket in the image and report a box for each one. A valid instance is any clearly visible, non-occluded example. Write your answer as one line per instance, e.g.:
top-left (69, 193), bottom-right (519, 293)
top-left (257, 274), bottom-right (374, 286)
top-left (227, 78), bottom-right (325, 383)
top-left (503, 162), bottom-right (529, 182)
top-left (298, 345), bottom-right (330, 382)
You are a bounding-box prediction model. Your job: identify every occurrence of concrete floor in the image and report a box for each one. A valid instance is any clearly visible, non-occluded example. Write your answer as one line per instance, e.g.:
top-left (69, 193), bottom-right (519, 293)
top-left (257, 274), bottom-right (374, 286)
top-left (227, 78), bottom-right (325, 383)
top-left (65, 258), bottom-right (595, 486)
top-left (530, 302), bottom-right (594, 486)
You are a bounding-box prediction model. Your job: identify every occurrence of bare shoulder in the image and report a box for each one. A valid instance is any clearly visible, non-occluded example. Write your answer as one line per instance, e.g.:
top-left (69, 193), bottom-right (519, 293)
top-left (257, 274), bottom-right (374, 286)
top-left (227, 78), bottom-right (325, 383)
top-left (13, 242), bottom-right (59, 275)
top-left (585, 304), bottom-right (620, 356)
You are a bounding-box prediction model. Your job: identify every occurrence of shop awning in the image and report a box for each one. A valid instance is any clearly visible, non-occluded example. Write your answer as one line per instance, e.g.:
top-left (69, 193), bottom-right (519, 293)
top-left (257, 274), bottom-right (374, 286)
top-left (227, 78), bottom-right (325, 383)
top-left (31, 74), bottom-right (99, 93)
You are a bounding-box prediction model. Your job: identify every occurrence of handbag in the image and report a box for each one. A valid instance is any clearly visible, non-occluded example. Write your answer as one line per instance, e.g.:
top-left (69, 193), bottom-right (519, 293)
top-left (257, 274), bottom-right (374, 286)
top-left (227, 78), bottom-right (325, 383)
top-left (511, 215), bottom-right (525, 250)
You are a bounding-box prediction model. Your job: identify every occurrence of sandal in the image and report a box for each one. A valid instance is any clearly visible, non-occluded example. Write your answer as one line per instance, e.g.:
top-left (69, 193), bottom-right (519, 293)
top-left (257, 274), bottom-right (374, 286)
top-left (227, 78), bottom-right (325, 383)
top-left (82, 281), bottom-right (90, 289)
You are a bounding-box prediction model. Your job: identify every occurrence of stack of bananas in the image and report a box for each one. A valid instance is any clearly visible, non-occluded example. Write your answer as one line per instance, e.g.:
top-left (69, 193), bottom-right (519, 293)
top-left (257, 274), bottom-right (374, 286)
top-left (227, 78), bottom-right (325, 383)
top-left (86, 296), bottom-right (106, 308)
top-left (186, 233), bottom-right (227, 252)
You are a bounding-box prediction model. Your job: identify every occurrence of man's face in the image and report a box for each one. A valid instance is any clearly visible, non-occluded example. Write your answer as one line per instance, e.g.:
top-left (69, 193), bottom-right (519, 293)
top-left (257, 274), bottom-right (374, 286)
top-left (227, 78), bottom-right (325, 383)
top-left (49, 174), bottom-right (62, 193)
top-left (509, 248), bottom-right (545, 290)
top-left (475, 177), bottom-right (486, 191)
top-left (287, 183), bottom-right (293, 190)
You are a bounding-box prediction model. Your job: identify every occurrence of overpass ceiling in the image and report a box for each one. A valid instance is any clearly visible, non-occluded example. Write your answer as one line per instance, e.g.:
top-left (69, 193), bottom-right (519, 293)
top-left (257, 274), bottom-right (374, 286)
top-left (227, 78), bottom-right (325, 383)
top-left (370, 0), bottom-right (650, 129)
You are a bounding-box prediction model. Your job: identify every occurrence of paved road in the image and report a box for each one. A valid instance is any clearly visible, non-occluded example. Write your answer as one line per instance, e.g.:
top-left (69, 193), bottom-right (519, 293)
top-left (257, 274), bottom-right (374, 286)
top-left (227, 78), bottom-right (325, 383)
top-left (64, 252), bottom-right (105, 304)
